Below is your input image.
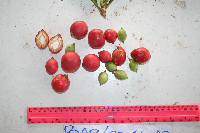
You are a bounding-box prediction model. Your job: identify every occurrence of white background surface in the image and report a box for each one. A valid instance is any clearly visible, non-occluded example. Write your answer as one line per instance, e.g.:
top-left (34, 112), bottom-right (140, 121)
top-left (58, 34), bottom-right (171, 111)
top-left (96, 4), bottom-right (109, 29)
top-left (63, 124), bottom-right (170, 133)
top-left (0, 0), bottom-right (200, 132)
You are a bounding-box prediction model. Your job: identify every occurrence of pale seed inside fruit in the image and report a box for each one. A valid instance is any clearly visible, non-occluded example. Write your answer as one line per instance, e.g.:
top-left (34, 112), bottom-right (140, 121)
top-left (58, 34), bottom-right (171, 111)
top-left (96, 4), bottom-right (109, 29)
top-left (51, 40), bottom-right (60, 49)
top-left (39, 35), bottom-right (46, 44)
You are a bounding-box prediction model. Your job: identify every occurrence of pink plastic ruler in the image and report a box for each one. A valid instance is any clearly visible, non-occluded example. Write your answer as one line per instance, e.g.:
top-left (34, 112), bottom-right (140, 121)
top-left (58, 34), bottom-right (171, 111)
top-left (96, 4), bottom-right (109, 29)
top-left (27, 104), bottom-right (200, 124)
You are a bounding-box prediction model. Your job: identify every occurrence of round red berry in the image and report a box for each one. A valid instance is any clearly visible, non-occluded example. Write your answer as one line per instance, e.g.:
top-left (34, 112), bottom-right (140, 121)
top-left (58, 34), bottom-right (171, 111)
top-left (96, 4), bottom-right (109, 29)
top-left (104, 29), bottom-right (117, 44)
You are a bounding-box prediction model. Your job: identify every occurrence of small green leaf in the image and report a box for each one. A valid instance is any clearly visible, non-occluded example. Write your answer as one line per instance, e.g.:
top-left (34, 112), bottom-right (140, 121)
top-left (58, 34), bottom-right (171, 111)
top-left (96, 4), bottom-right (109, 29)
top-left (107, 0), bottom-right (114, 8)
top-left (91, 0), bottom-right (102, 13)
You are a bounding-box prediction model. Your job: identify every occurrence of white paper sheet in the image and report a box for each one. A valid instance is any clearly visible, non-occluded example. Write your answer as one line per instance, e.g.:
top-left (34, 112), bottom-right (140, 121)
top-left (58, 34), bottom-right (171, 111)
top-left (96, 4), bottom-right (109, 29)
top-left (64, 124), bottom-right (170, 133)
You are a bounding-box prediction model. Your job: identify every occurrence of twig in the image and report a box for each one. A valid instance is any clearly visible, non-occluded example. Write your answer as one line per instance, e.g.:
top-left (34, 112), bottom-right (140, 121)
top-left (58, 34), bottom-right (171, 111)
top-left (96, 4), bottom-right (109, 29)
top-left (90, 0), bottom-right (114, 18)
top-left (91, 0), bottom-right (102, 14)
top-left (107, 0), bottom-right (114, 8)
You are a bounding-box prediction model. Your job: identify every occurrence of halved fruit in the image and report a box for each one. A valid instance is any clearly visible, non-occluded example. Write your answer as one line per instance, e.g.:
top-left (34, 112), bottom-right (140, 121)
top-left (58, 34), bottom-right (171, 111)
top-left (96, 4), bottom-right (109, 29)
top-left (35, 29), bottom-right (49, 49)
top-left (48, 34), bottom-right (63, 54)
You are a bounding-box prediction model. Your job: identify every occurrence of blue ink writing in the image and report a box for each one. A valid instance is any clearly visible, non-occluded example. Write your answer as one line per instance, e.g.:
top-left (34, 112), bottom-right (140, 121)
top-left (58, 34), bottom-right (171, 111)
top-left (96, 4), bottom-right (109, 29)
top-left (64, 125), bottom-right (79, 133)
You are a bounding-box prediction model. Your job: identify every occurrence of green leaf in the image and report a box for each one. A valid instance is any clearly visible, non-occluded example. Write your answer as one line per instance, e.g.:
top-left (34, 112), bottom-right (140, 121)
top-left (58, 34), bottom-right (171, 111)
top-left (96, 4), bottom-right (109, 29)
top-left (107, 0), bottom-right (114, 8)
top-left (91, 0), bottom-right (102, 13)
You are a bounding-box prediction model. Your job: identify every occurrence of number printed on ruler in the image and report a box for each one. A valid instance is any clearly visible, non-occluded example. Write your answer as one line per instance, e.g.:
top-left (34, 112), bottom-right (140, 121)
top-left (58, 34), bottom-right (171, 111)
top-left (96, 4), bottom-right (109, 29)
top-left (63, 124), bottom-right (170, 133)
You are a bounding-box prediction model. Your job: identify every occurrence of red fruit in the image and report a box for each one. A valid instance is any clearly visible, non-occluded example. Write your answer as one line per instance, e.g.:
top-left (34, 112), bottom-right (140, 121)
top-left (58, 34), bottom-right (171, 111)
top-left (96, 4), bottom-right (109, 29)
top-left (35, 29), bottom-right (49, 49)
top-left (98, 50), bottom-right (112, 63)
top-left (61, 52), bottom-right (81, 73)
top-left (88, 29), bottom-right (105, 49)
top-left (70, 21), bottom-right (88, 40)
top-left (48, 34), bottom-right (63, 54)
top-left (51, 74), bottom-right (70, 93)
top-left (131, 47), bottom-right (151, 64)
top-left (112, 46), bottom-right (126, 66)
top-left (82, 54), bottom-right (100, 72)
top-left (45, 57), bottom-right (58, 75)
top-left (104, 29), bottom-right (117, 44)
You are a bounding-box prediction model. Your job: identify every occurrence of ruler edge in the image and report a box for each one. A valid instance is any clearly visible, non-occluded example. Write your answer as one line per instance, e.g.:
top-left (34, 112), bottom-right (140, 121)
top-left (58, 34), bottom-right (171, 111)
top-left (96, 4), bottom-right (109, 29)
top-left (27, 104), bottom-right (200, 124)
top-left (27, 104), bottom-right (200, 109)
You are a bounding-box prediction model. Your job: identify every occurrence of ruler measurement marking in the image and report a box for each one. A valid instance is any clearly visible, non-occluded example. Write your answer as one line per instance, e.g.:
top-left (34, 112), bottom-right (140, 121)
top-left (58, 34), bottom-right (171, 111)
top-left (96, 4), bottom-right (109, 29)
top-left (27, 104), bottom-right (200, 123)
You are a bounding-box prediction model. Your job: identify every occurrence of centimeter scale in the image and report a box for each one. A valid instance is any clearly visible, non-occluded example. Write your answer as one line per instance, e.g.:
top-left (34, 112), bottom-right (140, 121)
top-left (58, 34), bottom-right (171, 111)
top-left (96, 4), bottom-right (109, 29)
top-left (27, 104), bottom-right (200, 124)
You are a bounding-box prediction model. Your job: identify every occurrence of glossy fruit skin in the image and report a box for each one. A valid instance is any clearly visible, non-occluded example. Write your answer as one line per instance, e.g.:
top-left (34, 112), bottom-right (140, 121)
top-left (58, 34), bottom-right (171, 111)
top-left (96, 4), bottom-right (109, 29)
top-left (98, 71), bottom-right (108, 85)
top-left (82, 54), bottom-right (100, 72)
top-left (88, 29), bottom-right (105, 49)
top-left (112, 46), bottom-right (126, 66)
top-left (104, 29), bottom-right (117, 44)
top-left (51, 74), bottom-right (70, 93)
top-left (117, 28), bottom-right (127, 43)
top-left (105, 62), bottom-right (117, 72)
top-left (45, 57), bottom-right (58, 75)
top-left (131, 47), bottom-right (151, 63)
top-left (129, 59), bottom-right (138, 72)
top-left (65, 43), bottom-right (75, 53)
top-left (114, 70), bottom-right (128, 80)
top-left (70, 21), bottom-right (88, 40)
top-left (98, 50), bottom-right (112, 63)
top-left (61, 52), bottom-right (81, 73)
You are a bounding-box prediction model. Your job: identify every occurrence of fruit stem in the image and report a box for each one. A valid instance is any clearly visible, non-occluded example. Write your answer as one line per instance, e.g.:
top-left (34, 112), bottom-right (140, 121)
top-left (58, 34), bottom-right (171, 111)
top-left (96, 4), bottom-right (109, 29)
top-left (107, 0), bottom-right (114, 8)
top-left (91, 0), bottom-right (114, 18)
top-left (91, 0), bottom-right (102, 14)
top-left (101, 0), bottom-right (108, 18)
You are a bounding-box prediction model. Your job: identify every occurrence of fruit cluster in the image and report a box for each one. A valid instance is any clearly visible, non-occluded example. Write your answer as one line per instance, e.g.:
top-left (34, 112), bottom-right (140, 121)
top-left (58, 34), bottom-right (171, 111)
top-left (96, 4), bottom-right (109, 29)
top-left (35, 21), bottom-right (151, 93)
